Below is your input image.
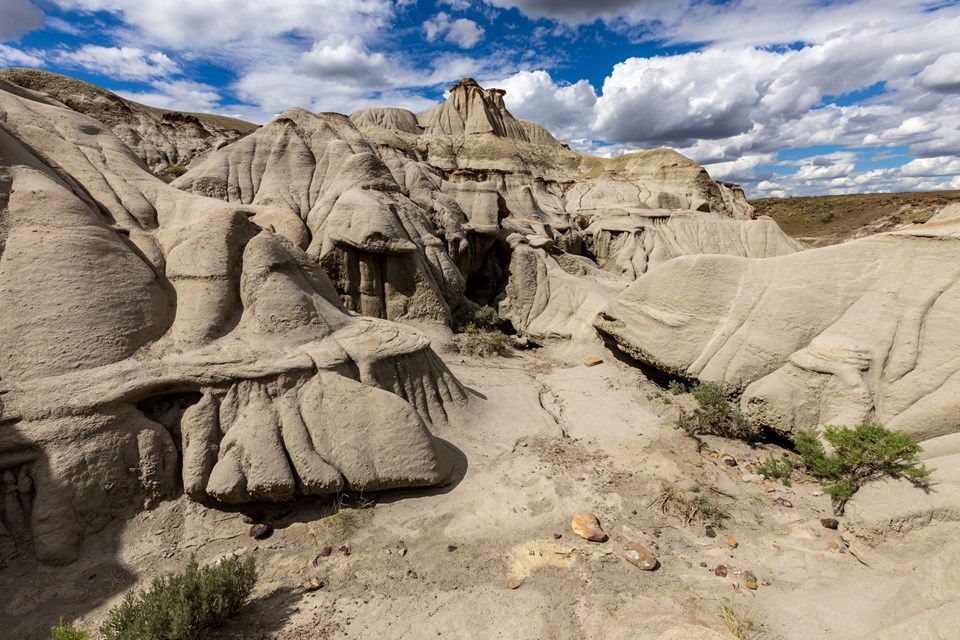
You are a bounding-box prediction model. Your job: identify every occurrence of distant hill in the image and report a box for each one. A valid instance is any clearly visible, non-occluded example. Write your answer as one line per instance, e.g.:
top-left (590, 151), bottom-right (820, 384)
top-left (0, 67), bottom-right (258, 177)
top-left (751, 190), bottom-right (960, 247)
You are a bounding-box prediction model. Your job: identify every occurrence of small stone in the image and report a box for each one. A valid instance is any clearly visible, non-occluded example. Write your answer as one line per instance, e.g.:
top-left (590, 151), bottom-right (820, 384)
top-left (623, 542), bottom-right (659, 571)
top-left (571, 514), bottom-right (608, 542)
top-left (742, 570), bottom-right (757, 582)
top-left (772, 543), bottom-right (782, 551)
top-left (812, 490), bottom-right (824, 497)
top-left (705, 525), bottom-right (717, 538)
top-left (699, 561), bottom-right (708, 568)
top-left (715, 564), bottom-right (728, 577)
top-left (821, 518), bottom-right (840, 530)
top-left (339, 544), bottom-right (351, 556)
top-left (553, 533), bottom-right (562, 540)
top-left (708, 451), bottom-right (720, 461)
top-left (508, 578), bottom-right (523, 590)
top-left (320, 546), bottom-right (333, 557)
top-left (829, 540), bottom-right (840, 550)
top-left (726, 537), bottom-right (738, 549)
top-left (250, 523), bottom-right (273, 540)
top-left (584, 356), bottom-right (604, 368)
top-left (775, 497), bottom-right (793, 508)
top-left (722, 456), bottom-right (738, 467)
top-left (745, 580), bottom-right (758, 590)
top-left (447, 545), bottom-right (458, 552)
top-left (303, 576), bottom-right (324, 592)
top-left (741, 473), bottom-right (763, 483)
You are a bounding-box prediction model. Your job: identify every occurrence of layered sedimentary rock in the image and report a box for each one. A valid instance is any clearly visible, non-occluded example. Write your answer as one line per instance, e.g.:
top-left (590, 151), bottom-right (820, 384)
top-left (0, 79), bottom-right (466, 565)
top-left (0, 68), bottom-right (256, 173)
top-left (594, 221), bottom-right (960, 441)
top-left (172, 78), bottom-right (791, 333)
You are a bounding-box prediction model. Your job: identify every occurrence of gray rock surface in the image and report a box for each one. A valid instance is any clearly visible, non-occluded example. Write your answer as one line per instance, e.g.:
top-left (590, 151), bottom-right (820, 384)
top-left (0, 78), bottom-right (465, 565)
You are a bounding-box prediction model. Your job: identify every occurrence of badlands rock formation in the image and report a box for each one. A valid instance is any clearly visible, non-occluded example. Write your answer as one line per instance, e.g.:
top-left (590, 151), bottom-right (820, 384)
top-left (0, 78), bottom-right (465, 565)
top-left (0, 68), bottom-right (257, 173)
top-left (175, 78), bottom-right (793, 335)
top-left (595, 220), bottom-right (960, 441)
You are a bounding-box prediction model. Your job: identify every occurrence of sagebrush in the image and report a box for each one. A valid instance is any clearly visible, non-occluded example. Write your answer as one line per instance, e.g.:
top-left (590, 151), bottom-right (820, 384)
top-left (100, 555), bottom-right (256, 640)
top-left (51, 618), bottom-right (88, 640)
top-left (453, 305), bottom-right (501, 333)
top-left (794, 422), bottom-right (932, 515)
top-left (676, 382), bottom-right (758, 441)
top-left (758, 455), bottom-right (794, 486)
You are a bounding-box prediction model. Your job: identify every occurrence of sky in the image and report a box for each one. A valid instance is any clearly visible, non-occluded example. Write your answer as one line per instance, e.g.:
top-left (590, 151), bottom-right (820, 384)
top-left (1, 0), bottom-right (959, 197)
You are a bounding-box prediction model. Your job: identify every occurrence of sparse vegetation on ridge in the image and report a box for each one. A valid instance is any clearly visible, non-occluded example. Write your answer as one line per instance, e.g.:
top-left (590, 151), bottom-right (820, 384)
top-left (758, 455), bottom-right (794, 486)
top-left (794, 422), bottom-right (933, 515)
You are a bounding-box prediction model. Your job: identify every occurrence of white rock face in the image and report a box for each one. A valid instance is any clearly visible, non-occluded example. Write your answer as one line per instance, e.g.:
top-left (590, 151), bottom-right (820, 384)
top-left (0, 79), bottom-right (465, 565)
top-left (594, 223), bottom-right (960, 441)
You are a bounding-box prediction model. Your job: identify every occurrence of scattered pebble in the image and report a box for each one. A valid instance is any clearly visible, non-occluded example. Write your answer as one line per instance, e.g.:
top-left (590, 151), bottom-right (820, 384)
top-left (821, 518), bottom-right (840, 530)
top-left (705, 525), bottom-right (717, 538)
top-left (339, 544), bottom-right (351, 556)
top-left (742, 570), bottom-right (757, 582)
top-left (775, 497), bottom-right (794, 508)
top-left (553, 533), bottom-right (562, 540)
top-left (447, 545), bottom-right (458, 552)
top-left (571, 514), bottom-right (608, 542)
top-left (584, 356), bottom-right (604, 367)
top-left (699, 561), bottom-right (708, 568)
top-left (623, 542), bottom-right (659, 571)
top-left (722, 456), bottom-right (738, 467)
top-left (242, 511), bottom-right (264, 525)
top-left (726, 537), bottom-right (739, 549)
top-left (320, 546), bottom-right (333, 557)
top-left (829, 540), bottom-right (840, 550)
top-left (745, 580), bottom-right (759, 590)
top-left (715, 564), bottom-right (728, 577)
top-left (303, 576), bottom-right (324, 592)
top-left (250, 523), bottom-right (273, 540)
top-left (508, 578), bottom-right (523, 590)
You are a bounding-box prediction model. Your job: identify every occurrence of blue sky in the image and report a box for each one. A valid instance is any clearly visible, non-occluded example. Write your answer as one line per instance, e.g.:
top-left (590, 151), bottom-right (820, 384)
top-left (1, 0), bottom-right (959, 197)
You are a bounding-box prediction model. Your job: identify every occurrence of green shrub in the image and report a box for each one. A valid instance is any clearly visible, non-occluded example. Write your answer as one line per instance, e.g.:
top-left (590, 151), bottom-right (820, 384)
top-left (795, 422), bottom-right (933, 515)
top-left (758, 455), bottom-right (794, 486)
top-left (165, 164), bottom-right (187, 176)
top-left (668, 380), bottom-right (686, 395)
top-left (676, 382), bottom-right (758, 442)
top-left (486, 330), bottom-right (509, 355)
top-left (453, 305), bottom-right (500, 333)
top-left (51, 618), bottom-right (88, 640)
top-left (100, 555), bottom-right (256, 640)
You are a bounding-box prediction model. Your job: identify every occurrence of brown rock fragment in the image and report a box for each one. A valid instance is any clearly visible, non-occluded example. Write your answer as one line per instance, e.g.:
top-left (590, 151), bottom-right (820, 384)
top-left (821, 518), bottom-right (840, 530)
top-left (624, 542), bottom-right (659, 571)
top-left (715, 564), bottom-right (728, 577)
top-left (584, 356), bottom-right (604, 367)
top-left (726, 537), bottom-right (738, 549)
top-left (571, 514), bottom-right (608, 542)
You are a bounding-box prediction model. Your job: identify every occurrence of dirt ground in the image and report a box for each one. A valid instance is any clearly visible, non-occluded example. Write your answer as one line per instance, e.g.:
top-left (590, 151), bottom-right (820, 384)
top-left (2, 342), bottom-right (955, 640)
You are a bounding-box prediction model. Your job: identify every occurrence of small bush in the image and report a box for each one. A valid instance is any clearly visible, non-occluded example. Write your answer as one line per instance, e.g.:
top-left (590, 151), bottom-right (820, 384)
top-left (795, 422), bottom-right (933, 515)
top-left (51, 618), bottom-right (88, 640)
top-left (486, 330), bottom-right (509, 355)
top-left (668, 380), bottom-right (686, 395)
top-left (676, 382), bottom-right (758, 442)
top-left (453, 305), bottom-right (500, 333)
top-left (758, 455), bottom-right (794, 486)
top-left (165, 164), bottom-right (187, 176)
top-left (100, 555), bottom-right (256, 640)
top-left (718, 596), bottom-right (757, 640)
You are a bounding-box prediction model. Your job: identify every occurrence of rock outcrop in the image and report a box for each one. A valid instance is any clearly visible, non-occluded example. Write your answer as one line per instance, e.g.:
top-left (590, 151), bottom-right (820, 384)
top-left (594, 221), bottom-right (960, 441)
top-left (174, 78), bottom-right (792, 334)
top-left (0, 68), bottom-right (257, 174)
top-left (0, 78), bottom-right (465, 565)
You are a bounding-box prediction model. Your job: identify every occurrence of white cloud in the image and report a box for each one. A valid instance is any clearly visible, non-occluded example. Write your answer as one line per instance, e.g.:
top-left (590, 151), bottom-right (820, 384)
top-left (918, 52), bottom-right (960, 94)
top-left (484, 70), bottom-right (597, 141)
top-left (116, 79), bottom-right (222, 112)
top-left (55, 45), bottom-right (179, 80)
top-left (0, 42), bottom-right (42, 66)
top-left (900, 156), bottom-right (960, 177)
top-left (424, 12), bottom-right (485, 48)
top-left (299, 37), bottom-right (393, 87)
top-left (0, 0), bottom-right (43, 40)
top-left (438, 0), bottom-right (472, 10)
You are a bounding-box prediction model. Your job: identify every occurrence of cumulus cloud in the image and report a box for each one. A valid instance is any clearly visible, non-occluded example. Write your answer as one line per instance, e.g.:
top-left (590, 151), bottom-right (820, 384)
top-left (117, 79), bottom-right (222, 112)
top-left (438, 0), bottom-right (472, 10)
top-left (0, 43), bottom-right (42, 66)
top-left (299, 37), bottom-right (393, 86)
top-left (484, 0), bottom-right (673, 25)
top-left (55, 45), bottom-right (179, 80)
top-left (0, 0), bottom-right (44, 40)
top-left (424, 12), bottom-right (485, 48)
top-left (483, 70), bottom-right (597, 140)
top-left (918, 52), bottom-right (960, 94)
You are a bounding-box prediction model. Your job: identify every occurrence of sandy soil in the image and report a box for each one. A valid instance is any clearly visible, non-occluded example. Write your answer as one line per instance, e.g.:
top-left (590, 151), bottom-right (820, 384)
top-left (2, 343), bottom-right (955, 640)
